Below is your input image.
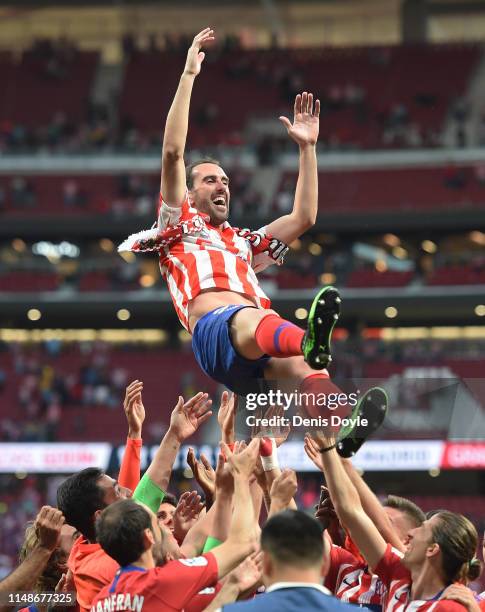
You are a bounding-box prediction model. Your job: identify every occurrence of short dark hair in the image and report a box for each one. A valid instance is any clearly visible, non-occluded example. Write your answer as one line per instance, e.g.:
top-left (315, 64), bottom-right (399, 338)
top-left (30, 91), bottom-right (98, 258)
top-left (57, 467), bottom-right (105, 542)
top-left (261, 510), bottom-right (323, 567)
top-left (384, 495), bottom-right (425, 528)
top-left (185, 157), bottom-right (221, 189)
top-left (160, 493), bottom-right (177, 508)
top-left (96, 499), bottom-right (152, 567)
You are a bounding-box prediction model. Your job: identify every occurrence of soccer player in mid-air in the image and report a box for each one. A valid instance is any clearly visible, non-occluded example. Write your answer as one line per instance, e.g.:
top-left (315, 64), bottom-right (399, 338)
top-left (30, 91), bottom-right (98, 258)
top-left (120, 27), bottom-right (344, 409)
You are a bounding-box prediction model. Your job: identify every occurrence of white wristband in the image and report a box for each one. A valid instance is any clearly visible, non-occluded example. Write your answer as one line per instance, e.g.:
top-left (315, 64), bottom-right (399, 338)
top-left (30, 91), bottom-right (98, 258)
top-left (260, 437), bottom-right (279, 471)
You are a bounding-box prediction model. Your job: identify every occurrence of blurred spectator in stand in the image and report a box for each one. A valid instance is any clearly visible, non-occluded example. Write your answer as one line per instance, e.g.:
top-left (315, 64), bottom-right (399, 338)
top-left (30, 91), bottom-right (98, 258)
top-left (444, 165), bottom-right (466, 189)
top-left (63, 179), bottom-right (87, 208)
top-left (10, 177), bottom-right (36, 208)
top-left (474, 164), bottom-right (485, 186)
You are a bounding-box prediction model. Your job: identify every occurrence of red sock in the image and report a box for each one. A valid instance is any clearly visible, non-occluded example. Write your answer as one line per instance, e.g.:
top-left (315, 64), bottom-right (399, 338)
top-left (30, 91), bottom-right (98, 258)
top-left (254, 314), bottom-right (304, 357)
top-left (300, 373), bottom-right (345, 423)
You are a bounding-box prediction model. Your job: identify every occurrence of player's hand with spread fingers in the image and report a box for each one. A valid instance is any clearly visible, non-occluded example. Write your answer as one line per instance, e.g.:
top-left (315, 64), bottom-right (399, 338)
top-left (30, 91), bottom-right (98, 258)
top-left (221, 437), bottom-right (260, 479)
top-left (184, 27), bottom-right (215, 77)
top-left (225, 551), bottom-right (263, 596)
top-left (187, 447), bottom-right (216, 505)
top-left (303, 434), bottom-right (324, 471)
top-left (123, 379), bottom-right (145, 439)
top-left (169, 392), bottom-right (213, 442)
top-left (280, 91), bottom-right (320, 148)
top-left (173, 490), bottom-right (204, 541)
top-left (35, 506), bottom-right (65, 552)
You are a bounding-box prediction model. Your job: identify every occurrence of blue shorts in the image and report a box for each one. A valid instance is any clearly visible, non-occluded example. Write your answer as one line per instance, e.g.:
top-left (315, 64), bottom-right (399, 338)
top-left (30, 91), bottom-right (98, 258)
top-left (192, 305), bottom-right (270, 396)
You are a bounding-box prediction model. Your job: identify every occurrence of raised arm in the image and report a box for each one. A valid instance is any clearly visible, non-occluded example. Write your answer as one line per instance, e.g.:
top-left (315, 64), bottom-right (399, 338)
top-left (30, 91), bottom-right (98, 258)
top-left (133, 392), bottom-right (212, 513)
top-left (341, 458), bottom-right (405, 552)
top-left (161, 27), bottom-right (214, 206)
top-left (147, 393), bottom-right (212, 491)
top-left (0, 507), bottom-right (63, 607)
top-left (208, 439), bottom-right (260, 579)
top-left (311, 432), bottom-right (387, 570)
top-left (118, 380), bottom-right (145, 492)
top-left (265, 92), bottom-right (320, 244)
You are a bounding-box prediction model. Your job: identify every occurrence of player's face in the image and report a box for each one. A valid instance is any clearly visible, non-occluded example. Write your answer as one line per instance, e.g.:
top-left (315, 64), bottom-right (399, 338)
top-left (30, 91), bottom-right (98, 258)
top-left (148, 508), bottom-right (165, 564)
top-left (402, 515), bottom-right (438, 570)
top-left (384, 507), bottom-right (415, 546)
top-left (157, 502), bottom-right (176, 532)
top-left (189, 163), bottom-right (230, 226)
top-left (97, 475), bottom-right (131, 505)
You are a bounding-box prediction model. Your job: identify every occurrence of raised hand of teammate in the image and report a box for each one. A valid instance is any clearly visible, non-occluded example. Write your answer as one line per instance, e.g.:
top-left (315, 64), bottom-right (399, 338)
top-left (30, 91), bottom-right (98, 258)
top-left (184, 27), bottom-right (215, 77)
top-left (224, 551), bottom-right (263, 599)
top-left (173, 490), bottom-right (204, 542)
top-left (187, 446), bottom-right (216, 506)
top-left (169, 391), bottom-right (213, 442)
top-left (35, 506), bottom-right (65, 552)
top-left (221, 437), bottom-right (259, 480)
top-left (123, 379), bottom-right (145, 440)
top-left (215, 451), bottom-right (235, 497)
top-left (218, 390), bottom-right (237, 445)
top-left (268, 468), bottom-right (298, 516)
top-left (303, 433), bottom-right (325, 471)
top-left (279, 91), bottom-right (320, 147)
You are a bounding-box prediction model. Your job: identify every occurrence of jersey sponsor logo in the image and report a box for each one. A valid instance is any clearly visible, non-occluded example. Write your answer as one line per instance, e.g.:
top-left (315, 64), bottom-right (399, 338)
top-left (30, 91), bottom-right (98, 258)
top-left (179, 556), bottom-right (208, 567)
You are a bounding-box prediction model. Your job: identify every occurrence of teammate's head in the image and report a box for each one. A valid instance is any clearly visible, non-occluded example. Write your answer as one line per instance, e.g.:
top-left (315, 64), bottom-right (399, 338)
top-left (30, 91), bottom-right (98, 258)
top-left (57, 468), bottom-right (131, 542)
top-left (403, 510), bottom-right (480, 584)
top-left (96, 499), bottom-right (162, 567)
top-left (383, 495), bottom-right (425, 545)
top-left (157, 493), bottom-right (177, 532)
top-left (261, 510), bottom-right (326, 586)
top-left (186, 158), bottom-right (230, 226)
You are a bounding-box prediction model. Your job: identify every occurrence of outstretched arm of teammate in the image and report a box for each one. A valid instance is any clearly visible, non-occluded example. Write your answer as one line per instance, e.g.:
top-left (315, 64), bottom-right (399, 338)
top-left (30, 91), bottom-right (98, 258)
top-left (148, 392), bottom-right (212, 491)
top-left (341, 457), bottom-right (405, 552)
top-left (265, 91), bottom-right (320, 245)
top-left (310, 431), bottom-right (387, 570)
top-left (161, 27), bottom-right (214, 207)
top-left (208, 439), bottom-right (260, 579)
top-left (118, 380), bottom-right (145, 492)
top-left (133, 393), bottom-right (212, 512)
top-left (304, 435), bottom-right (404, 551)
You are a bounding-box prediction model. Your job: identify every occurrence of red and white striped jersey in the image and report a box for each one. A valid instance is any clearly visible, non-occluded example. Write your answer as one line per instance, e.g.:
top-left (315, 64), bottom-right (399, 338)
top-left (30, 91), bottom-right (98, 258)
top-left (374, 544), bottom-right (466, 612)
top-left (325, 544), bottom-right (387, 607)
top-left (156, 193), bottom-right (287, 330)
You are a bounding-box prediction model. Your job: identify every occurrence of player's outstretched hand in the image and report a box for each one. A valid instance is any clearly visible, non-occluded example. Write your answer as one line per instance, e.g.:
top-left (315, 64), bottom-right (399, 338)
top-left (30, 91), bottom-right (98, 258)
top-left (221, 438), bottom-right (259, 479)
top-left (173, 491), bottom-right (204, 541)
top-left (226, 551), bottom-right (263, 598)
top-left (279, 91), bottom-right (320, 148)
top-left (218, 391), bottom-right (237, 445)
top-left (303, 434), bottom-right (324, 471)
top-left (215, 451), bottom-right (235, 496)
top-left (269, 468), bottom-right (297, 506)
top-left (169, 392), bottom-right (213, 442)
top-left (35, 506), bottom-right (65, 552)
top-left (184, 27), bottom-right (215, 77)
top-left (123, 380), bottom-right (145, 439)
